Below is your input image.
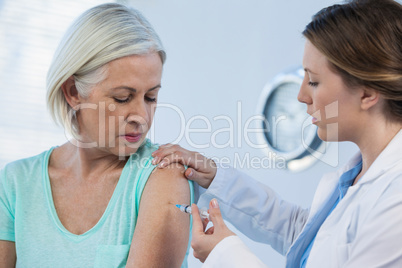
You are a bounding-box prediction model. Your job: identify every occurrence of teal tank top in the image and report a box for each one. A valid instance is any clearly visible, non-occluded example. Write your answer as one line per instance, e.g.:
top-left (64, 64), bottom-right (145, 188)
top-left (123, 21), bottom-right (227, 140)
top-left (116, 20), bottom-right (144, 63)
top-left (0, 139), bottom-right (194, 267)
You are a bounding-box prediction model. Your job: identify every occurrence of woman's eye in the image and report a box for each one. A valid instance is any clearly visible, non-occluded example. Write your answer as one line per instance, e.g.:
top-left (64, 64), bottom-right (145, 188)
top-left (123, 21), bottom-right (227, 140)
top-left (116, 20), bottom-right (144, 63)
top-left (308, 81), bottom-right (318, 87)
top-left (113, 97), bottom-right (130, 103)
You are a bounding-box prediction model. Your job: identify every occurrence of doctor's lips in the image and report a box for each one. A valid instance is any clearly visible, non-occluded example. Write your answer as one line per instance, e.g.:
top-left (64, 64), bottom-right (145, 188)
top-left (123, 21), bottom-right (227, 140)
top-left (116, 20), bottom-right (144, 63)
top-left (311, 117), bottom-right (318, 124)
top-left (307, 112), bottom-right (318, 124)
top-left (308, 110), bottom-right (321, 124)
top-left (121, 132), bottom-right (142, 143)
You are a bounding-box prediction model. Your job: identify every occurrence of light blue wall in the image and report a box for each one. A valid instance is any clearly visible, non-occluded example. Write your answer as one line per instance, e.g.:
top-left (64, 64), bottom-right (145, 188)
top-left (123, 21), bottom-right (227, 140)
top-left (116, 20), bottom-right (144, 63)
top-left (124, 0), bottom-right (360, 267)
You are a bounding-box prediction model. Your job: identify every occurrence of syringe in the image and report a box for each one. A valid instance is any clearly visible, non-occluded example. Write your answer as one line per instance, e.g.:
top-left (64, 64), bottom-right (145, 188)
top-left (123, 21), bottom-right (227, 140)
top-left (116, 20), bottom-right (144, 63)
top-left (175, 204), bottom-right (210, 220)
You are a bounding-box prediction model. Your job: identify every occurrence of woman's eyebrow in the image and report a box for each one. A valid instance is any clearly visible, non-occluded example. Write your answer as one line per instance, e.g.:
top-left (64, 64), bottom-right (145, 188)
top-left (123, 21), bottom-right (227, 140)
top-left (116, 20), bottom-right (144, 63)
top-left (110, 85), bottom-right (161, 92)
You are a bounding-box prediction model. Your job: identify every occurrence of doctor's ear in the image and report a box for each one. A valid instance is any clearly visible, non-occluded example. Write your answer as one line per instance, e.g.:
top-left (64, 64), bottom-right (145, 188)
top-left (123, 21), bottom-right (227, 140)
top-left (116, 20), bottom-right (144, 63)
top-left (61, 76), bottom-right (81, 109)
top-left (360, 87), bottom-right (380, 111)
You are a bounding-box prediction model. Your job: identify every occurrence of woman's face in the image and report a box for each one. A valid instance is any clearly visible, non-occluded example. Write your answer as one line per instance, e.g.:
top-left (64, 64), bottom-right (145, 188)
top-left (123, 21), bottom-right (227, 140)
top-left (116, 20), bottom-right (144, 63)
top-left (298, 40), bottom-right (363, 142)
top-left (76, 53), bottom-right (162, 156)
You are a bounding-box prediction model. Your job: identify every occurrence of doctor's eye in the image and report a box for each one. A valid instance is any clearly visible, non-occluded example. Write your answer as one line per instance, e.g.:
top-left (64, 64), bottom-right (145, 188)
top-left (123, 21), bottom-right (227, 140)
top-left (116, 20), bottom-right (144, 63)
top-left (145, 95), bottom-right (157, 103)
top-left (308, 81), bottom-right (318, 87)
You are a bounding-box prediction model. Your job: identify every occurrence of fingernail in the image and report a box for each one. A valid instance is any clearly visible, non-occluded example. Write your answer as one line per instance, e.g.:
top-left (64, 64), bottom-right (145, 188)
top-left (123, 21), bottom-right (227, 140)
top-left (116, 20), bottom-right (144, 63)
top-left (152, 157), bottom-right (158, 165)
top-left (158, 161), bottom-right (165, 168)
top-left (187, 169), bottom-right (193, 178)
top-left (211, 198), bottom-right (219, 208)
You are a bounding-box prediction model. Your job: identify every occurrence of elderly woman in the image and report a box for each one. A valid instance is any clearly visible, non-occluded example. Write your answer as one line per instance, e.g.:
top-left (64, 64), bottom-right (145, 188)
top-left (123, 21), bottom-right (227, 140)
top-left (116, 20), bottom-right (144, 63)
top-left (153, 0), bottom-right (402, 267)
top-left (0, 3), bottom-right (193, 268)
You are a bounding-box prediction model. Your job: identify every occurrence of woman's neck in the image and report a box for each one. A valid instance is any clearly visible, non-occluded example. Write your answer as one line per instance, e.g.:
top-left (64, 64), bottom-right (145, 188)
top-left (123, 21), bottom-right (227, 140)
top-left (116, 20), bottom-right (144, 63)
top-left (51, 142), bottom-right (127, 183)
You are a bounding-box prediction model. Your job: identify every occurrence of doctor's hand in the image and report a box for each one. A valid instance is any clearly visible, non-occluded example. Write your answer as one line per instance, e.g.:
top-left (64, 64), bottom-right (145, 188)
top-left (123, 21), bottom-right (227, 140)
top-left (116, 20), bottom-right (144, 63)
top-left (151, 144), bottom-right (217, 189)
top-left (191, 199), bottom-right (236, 263)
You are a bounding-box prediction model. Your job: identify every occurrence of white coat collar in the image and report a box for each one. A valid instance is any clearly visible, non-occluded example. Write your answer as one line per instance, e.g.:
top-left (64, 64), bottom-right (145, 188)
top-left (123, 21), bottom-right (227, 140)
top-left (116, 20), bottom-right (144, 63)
top-left (355, 129), bottom-right (402, 186)
top-left (286, 129), bottom-right (402, 266)
top-left (308, 129), bottom-right (402, 220)
top-left (307, 153), bottom-right (361, 218)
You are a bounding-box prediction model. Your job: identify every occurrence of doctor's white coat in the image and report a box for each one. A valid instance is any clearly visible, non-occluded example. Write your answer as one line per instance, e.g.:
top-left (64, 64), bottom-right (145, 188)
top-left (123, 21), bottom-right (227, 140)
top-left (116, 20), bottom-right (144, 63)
top-left (198, 130), bottom-right (402, 268)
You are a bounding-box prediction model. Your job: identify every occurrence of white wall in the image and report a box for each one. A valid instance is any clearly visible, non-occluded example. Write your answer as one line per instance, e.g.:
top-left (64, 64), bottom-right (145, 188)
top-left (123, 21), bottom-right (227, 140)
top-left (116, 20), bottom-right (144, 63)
top-left (123, 0), bottom-right (359, 267)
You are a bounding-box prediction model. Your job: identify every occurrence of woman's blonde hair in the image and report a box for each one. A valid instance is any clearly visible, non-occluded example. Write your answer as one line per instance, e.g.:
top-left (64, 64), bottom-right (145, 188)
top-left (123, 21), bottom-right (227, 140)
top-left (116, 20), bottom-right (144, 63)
top-left (303, 0), bottom-right (402, 121)
top-left (46, 3), bottom-right (166, 137)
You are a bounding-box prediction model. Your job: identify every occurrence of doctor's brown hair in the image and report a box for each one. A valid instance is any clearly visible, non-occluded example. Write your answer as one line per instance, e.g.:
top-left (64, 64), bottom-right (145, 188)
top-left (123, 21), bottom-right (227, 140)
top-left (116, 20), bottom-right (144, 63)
top-left (303, 0), bottom-right (402, 121)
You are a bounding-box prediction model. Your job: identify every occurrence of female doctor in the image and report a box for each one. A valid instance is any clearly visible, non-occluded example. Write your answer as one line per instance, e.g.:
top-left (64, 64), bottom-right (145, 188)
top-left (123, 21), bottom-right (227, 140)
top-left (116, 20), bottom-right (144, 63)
top-left (153, 0), bottom-right (402, 267)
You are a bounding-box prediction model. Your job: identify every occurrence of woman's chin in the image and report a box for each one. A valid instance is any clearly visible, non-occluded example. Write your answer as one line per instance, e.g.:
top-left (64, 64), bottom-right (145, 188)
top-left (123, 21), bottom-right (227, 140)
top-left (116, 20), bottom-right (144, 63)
top-left (113, 143), bottom-right (144, 157)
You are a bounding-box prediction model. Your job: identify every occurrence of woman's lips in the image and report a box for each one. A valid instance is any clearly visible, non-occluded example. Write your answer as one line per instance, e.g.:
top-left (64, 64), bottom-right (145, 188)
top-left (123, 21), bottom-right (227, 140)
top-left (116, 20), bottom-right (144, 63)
top-left (122, 133), bottom-right (142, 143)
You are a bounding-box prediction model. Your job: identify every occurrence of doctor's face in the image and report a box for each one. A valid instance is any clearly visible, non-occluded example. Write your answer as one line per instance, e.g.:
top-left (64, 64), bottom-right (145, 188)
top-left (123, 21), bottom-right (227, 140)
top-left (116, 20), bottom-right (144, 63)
top-left (297, 40), bottom-right (363, 142)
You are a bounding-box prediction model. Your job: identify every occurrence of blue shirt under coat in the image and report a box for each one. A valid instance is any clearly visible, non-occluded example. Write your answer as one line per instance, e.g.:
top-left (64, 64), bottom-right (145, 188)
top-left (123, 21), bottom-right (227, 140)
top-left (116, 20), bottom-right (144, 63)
top-left (299, 161), bottom-right (363, 268)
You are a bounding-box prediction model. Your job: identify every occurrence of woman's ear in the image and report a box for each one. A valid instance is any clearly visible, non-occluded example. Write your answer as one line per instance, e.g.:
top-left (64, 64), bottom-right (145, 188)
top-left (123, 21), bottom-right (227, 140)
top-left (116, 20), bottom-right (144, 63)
top-left (61, 76), bottom-right (80, 109)
top-left (361, 87), bottom-right (380, 111)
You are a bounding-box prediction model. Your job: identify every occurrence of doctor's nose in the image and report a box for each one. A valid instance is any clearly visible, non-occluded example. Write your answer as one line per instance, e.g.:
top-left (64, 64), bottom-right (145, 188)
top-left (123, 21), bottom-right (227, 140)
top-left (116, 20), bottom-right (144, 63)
top-left (297, 83), bottom-right (312, 105)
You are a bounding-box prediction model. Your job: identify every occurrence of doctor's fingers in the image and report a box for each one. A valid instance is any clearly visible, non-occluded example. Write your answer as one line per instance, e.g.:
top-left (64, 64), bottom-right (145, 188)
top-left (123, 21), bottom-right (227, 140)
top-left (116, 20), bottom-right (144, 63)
top-left (205, 226), bottom-right (215, 235)
top-left (152, 144), bottom-right (193, 166)
top-left (191, 204), bottom-right (212, 233)
top-left (152, 145), bottom-right (217, 188)
top-left (152, 144), bottom-right (214, 171)
top-left (208, 199), bottom-right (236, 237)
top-left (191, 204), bottom-right (212, 262)
top-left (208, 199), bottom-right (225, 230)
top-left (191, 204), bottom-right (206, 234)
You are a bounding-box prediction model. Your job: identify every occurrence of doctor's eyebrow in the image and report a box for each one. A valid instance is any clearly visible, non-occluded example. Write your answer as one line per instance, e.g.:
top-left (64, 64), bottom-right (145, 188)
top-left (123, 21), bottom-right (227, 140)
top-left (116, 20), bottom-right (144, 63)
top-left (304, 68), bottom-right (318, 75)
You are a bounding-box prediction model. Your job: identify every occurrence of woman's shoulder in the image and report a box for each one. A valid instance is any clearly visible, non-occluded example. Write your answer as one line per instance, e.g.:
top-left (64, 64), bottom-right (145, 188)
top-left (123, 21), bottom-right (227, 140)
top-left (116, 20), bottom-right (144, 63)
top-left (3, 149), bottom-right (51, 171)
top-left (1, 148), bottom-right (52, 183)
top-left (0, 148), bottom-right (53, 192)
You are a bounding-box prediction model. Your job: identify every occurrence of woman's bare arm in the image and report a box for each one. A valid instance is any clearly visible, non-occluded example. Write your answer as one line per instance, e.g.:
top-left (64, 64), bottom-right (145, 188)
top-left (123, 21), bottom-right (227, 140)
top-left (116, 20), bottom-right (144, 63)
top-left (0, 241), bottom-right (16, 267)
top-left (126, 164), bottom-right (191, 268)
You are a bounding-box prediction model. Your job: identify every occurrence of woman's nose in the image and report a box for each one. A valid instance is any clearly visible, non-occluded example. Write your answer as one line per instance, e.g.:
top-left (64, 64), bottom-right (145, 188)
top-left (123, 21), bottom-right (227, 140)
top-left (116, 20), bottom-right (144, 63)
top-left (127, 100), bottom-right (149, 126)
